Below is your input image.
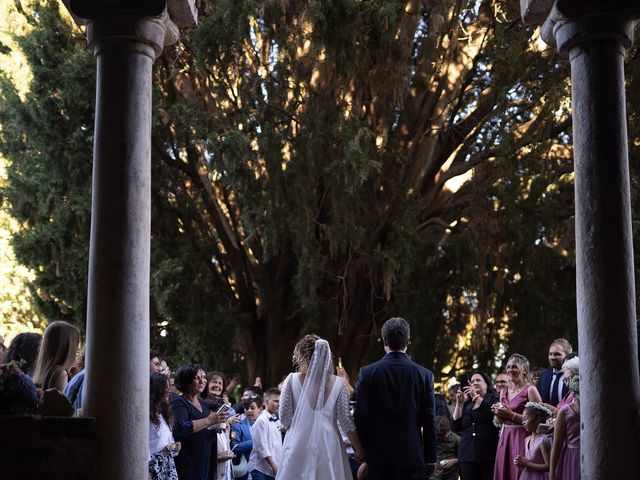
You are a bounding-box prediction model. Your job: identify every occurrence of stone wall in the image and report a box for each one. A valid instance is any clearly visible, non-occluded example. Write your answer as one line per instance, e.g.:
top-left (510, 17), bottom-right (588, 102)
top-left (0, 416), bottom-right (98, 480)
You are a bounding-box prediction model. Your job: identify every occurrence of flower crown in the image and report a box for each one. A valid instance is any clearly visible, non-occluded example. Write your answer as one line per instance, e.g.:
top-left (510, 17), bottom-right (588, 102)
top-left (524, 401), bottom-right (553, 419)
top-left (568, 375), bottom-right (579, 393)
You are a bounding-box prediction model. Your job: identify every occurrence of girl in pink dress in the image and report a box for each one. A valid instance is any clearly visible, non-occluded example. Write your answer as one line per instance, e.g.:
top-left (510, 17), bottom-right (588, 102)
top-left (492, 354), bottom-right (543, 480)
top-left (515, 402), bottom-right (553, 480)
top-left (549, 376), bottom-right (580, 480)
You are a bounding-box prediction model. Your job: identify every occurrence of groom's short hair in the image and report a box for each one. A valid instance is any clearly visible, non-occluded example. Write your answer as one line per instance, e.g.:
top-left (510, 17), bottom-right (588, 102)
top-left (381, 317), bottom-right (410, 350)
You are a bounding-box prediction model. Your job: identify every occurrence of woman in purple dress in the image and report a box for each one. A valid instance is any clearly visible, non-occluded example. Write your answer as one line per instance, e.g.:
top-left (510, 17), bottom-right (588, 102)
top-left (549, 376), bottom-right (580, 480)
top-left (491, 354), bottom-right (543, 480)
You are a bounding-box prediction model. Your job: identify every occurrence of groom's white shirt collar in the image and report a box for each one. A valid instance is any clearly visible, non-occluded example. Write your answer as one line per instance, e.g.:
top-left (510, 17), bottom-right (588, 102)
top-left (384, 346), bottom-right (408, 354)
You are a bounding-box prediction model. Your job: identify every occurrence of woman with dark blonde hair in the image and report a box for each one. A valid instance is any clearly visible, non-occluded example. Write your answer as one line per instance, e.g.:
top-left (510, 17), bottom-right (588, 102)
top-left (278, 334), bottom-right (365, 479)
top-left (33, 321), bottom-right (80, 391)
top-left (491, 354), bottom-right (542, 480)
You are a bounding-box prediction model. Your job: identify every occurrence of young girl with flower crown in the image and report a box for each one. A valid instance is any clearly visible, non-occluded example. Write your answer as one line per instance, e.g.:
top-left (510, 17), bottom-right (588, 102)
top-left (514, 402), bottom-right (553, 480)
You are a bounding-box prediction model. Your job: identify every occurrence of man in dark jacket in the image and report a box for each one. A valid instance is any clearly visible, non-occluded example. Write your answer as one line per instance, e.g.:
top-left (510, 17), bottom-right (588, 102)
top-left (538, 338), bottom-right (573, 406)
top-left (355, 317), bottom-right (437, 479)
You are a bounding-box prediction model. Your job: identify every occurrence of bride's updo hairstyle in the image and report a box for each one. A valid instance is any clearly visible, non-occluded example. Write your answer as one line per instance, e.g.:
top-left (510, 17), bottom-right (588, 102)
top-left (292, 334), bottom-right (320, 373)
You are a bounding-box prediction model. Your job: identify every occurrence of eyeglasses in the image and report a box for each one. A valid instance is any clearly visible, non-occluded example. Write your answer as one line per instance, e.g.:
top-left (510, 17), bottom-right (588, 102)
top-left (242, 394), bottom-right (259, 400)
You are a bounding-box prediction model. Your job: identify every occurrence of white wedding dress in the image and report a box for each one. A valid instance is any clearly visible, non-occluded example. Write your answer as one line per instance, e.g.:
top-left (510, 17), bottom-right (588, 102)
top-left (276, 339), bottom-right (355, 480)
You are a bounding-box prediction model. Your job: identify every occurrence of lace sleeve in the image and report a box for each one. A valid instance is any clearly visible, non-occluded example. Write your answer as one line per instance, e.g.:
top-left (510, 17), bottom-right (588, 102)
top-left (279, 373), bottom-right (294, 430)
top-left (336, 378), bottom-right (356, 433)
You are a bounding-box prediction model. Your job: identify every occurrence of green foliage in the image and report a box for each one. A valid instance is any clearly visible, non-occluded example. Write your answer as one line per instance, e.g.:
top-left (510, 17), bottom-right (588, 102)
top-left (0, 2), bottom-right (93, 330)
top-left (0, 157), bottom-right (44, 341)
top-left (0, 0), bottom-right (599, 385)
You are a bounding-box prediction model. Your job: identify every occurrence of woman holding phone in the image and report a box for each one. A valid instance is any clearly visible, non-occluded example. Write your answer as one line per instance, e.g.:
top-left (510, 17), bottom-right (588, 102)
top-left (452, 371), bottom-right (500, 480)
top-left (171, 364), bottom-right (229, 480)
top-left (208, 398), bottom-right (235, 480)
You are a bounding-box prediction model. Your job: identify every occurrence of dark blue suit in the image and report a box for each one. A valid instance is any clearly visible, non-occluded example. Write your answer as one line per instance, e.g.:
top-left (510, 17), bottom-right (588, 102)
top-left (354, 351), bottom-right (437, 479)
top-left (230, 418), bottom-right (253, 480)
top-left (538, 368), bottom-right (567, 406)
top-left (231, 418), bottom-right (253, 459)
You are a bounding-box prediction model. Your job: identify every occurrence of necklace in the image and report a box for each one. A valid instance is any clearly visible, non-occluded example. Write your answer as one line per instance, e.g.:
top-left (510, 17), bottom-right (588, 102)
top-left (186, 396), bottom-right (202, 411)
top-left (508, 383), bottom-right (525, 397)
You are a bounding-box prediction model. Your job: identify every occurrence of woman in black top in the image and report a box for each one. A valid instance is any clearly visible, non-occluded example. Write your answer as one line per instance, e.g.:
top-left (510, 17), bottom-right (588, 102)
top-left (452, 370), bottom-right (500, 480)
top-left (171, 364), bottom-right (228, 480)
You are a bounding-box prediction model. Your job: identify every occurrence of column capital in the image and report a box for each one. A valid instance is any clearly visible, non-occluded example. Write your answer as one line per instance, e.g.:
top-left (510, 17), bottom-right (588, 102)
top-left (87, 14), bottom-right (167, 59)
top-left (61, 1), bottom-right (197, 58)
top-left (521, 0), bottom-right (639, 55)
top-left (552, 12), bottom-right (635, 56)
top-left (556, 0), bottom-right (640, 19)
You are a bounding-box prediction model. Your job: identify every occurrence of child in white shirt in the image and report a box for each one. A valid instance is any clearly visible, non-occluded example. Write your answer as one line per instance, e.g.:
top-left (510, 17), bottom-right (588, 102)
top-left (248, 388), bottom-right (282, 480)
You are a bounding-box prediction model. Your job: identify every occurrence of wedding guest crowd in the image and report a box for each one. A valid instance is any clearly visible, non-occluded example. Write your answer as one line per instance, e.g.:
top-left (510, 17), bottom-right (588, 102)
top-left (1, 321), bottom-right (582, 480)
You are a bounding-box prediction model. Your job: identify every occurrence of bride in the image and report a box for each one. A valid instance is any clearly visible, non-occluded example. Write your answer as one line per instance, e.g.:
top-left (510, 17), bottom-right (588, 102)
top-left (277, 335), bottom-right (365, 479)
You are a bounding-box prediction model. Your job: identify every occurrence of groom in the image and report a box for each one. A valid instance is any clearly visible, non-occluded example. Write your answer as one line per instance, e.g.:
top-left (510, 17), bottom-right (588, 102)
top-left (355, 317), bottom-right (437, 479)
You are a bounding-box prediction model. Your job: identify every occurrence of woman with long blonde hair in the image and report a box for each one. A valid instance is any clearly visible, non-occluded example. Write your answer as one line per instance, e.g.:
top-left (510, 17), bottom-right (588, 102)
top-left (33, 321), bottom-right (80, 391)
top-left (491, 353), bottom-right (542, 480)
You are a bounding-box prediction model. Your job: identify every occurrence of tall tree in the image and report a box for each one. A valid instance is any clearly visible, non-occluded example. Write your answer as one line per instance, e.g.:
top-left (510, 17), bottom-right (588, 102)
top-left (150, 0), bottom-right (575, 380)
top-left (0, 0), bottom-right (581, 384)
top-left (0, 1), bottom-right (93, 330)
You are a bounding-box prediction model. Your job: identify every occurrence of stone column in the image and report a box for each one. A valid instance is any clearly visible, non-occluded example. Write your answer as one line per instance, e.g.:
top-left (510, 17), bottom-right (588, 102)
top-left (62, 0), bottom-right (195, 477)
top-left (81, 15), bottom-right (164, 479)
top-left (521, 1), bottom-right (640, 477)
top-left (554, 14), bottom-right (640, 478)
top-left (60, 1), bottom-right (195, 477)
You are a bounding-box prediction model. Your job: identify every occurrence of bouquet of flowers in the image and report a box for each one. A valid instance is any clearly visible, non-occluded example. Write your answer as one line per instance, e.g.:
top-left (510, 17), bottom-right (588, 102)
top-left (0, 360), bottom-right (41, 415)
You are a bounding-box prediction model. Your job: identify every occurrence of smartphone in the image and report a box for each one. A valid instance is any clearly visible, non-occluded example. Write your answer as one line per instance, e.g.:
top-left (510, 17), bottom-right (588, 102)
top-left (217, 404), bottom-right (231, 414)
